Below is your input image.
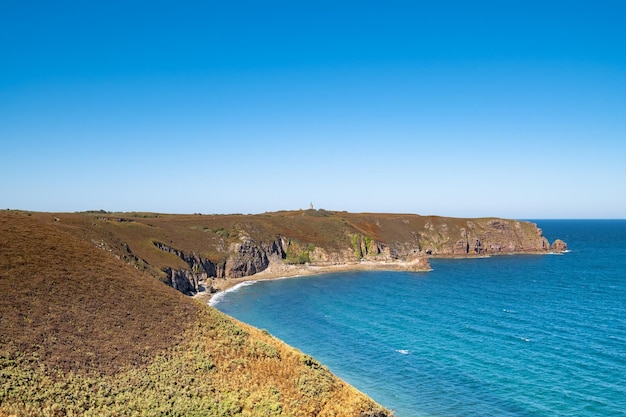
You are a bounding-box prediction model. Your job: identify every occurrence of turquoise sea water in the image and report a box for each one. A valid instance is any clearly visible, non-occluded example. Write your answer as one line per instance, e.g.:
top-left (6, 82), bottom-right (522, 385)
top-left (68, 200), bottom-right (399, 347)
top-left (212, 221), bottom-right (626, 416)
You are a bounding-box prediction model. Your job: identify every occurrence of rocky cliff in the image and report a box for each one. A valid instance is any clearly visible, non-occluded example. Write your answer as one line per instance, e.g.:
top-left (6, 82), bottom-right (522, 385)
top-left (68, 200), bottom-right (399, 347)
top-left (40, 210), bottom-right (567, 296)
top-left (154, 236), bottom-right (288, 295)
top-left (418, 218), bottom-right (555, 256)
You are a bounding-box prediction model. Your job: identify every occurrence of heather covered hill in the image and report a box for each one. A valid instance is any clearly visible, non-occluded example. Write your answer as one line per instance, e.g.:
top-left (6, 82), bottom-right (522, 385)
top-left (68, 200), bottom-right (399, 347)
top-left (0, 211), bottom-right (391, 416)
top-left (0, 211), bottom-right (198, 375)
top-left (23, 209), bottom-right (565, 297)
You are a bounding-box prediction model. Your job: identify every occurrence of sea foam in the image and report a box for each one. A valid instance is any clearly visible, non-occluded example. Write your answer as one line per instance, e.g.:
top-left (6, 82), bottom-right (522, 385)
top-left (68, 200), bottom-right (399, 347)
top-left (208, 280), bottom-right (257, 307)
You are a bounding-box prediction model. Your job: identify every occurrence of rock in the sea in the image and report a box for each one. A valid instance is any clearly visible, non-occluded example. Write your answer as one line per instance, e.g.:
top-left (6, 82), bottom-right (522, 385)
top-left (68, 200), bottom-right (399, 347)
top-left (551, 239), bottom-right (568, 253)
top-left (406, 252), bottom-right (431, 270)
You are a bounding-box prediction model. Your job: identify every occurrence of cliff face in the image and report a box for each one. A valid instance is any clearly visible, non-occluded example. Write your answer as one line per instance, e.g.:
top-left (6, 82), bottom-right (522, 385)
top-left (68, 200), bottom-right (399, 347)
top-left (39, 210), bottom-right (566, 296)
top-left (153, 236), bottom-right (288, 295)
top-left (225, 236), bottom-right (286, 278)
top-left (419, 218), bottom-right (552, 256)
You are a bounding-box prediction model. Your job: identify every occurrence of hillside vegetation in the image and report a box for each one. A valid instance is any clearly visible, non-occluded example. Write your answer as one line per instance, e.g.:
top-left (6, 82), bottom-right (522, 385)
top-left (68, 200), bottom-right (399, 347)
top-left (0, 211), bottom-right (391, 416)
top-left (18, 209), bottom-right (563, 297)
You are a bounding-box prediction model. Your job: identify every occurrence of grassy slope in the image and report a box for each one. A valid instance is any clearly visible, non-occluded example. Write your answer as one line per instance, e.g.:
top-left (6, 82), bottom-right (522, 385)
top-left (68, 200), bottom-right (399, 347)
top-left (26, 210), bottom-right (547, 282)
top-left (43, 210), bottom-right (354, 266)
top-left (0, 211), bottom-right (391, 416)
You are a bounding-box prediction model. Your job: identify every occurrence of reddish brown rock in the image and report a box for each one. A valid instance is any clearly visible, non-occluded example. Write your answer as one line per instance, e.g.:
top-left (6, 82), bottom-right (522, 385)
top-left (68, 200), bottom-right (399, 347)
top-left (551, 239), bottom-right (568, 253)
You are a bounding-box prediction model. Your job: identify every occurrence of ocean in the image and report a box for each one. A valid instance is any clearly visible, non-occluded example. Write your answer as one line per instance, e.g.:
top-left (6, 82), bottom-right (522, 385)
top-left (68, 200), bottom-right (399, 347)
top-left (211, 220), bottom-right (626, 416)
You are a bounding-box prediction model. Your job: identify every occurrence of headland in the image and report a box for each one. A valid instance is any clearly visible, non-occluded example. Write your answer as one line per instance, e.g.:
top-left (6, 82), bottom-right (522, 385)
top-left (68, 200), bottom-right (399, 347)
top-left (13, 209), bottom-right (567, 300)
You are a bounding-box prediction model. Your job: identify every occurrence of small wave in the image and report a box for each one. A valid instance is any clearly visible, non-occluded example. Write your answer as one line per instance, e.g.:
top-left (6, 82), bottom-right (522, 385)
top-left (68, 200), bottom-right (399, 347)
top-left (207, 292), bottom-right (226, 307)
top-left (208, 280), bottom-right (257, 307)
top-left (548, 249), bottom-right (571, 255)
top-left (396, 349), bottom-right (410, 355)
top-left (503, 309), bottom-right (517, 313)
top-left (519, 337), bottom-right (531, 342)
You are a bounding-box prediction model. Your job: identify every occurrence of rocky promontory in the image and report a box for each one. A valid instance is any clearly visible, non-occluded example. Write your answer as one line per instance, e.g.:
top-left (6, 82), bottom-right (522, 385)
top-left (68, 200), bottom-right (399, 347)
top-left (37, 209), bottom-right (567, 297)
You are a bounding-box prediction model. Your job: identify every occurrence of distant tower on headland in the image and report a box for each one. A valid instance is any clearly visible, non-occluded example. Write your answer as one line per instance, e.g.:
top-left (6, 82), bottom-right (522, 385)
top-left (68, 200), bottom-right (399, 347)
top-left (309, 202), bottom-right (314, 210)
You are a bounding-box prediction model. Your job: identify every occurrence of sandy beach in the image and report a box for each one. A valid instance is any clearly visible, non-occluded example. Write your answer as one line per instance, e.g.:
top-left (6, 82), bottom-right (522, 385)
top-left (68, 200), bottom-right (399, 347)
top-left (195, 257), bottom-right (432, 304)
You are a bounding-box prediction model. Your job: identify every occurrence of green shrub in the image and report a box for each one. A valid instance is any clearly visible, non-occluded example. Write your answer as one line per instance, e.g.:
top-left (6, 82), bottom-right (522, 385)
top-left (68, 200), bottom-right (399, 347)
top-left (352, 234), bottom-right (363, 258)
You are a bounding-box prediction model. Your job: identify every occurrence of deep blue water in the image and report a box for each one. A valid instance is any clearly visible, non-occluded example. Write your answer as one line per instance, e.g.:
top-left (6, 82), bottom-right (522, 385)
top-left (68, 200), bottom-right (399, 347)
top-left (212, 221), bottom-right (626, 416)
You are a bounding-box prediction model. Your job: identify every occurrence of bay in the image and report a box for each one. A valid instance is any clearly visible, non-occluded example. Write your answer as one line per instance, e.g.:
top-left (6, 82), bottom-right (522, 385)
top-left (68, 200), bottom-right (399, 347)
top-left (212, 220), bottom-right (626, 416)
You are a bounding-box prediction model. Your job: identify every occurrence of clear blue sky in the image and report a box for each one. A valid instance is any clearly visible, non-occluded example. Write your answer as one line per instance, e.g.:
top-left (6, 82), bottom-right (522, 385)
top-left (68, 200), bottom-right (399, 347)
top-left (1, 1), bottom-right (625, 218)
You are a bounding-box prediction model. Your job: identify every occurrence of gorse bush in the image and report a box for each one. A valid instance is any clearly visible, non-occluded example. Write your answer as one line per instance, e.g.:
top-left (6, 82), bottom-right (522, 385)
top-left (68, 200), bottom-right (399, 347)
top-left (0, 338), bottom-right (218, 416)
top-left (352, 234), bottom-right (363, 258)
top-left (1, 308), bottom-right (392, 417)
top-left (284, 251), bottom-right (311, 264)
top-left (283, 242), bottom-right (314, 264)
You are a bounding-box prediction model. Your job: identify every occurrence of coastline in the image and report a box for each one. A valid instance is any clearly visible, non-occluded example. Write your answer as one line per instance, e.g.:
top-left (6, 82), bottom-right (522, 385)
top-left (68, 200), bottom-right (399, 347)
top-left (196, 258), bottom-right (433, 304)
top-left (196, 250), bottom-right (564, 305)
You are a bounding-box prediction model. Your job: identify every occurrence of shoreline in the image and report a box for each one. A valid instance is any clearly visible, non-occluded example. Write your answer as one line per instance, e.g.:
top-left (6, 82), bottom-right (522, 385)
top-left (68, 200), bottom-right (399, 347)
top-left (195, 258), bottom-right (433, 304)
top-left (195, 250), bottom-right (564, 305)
